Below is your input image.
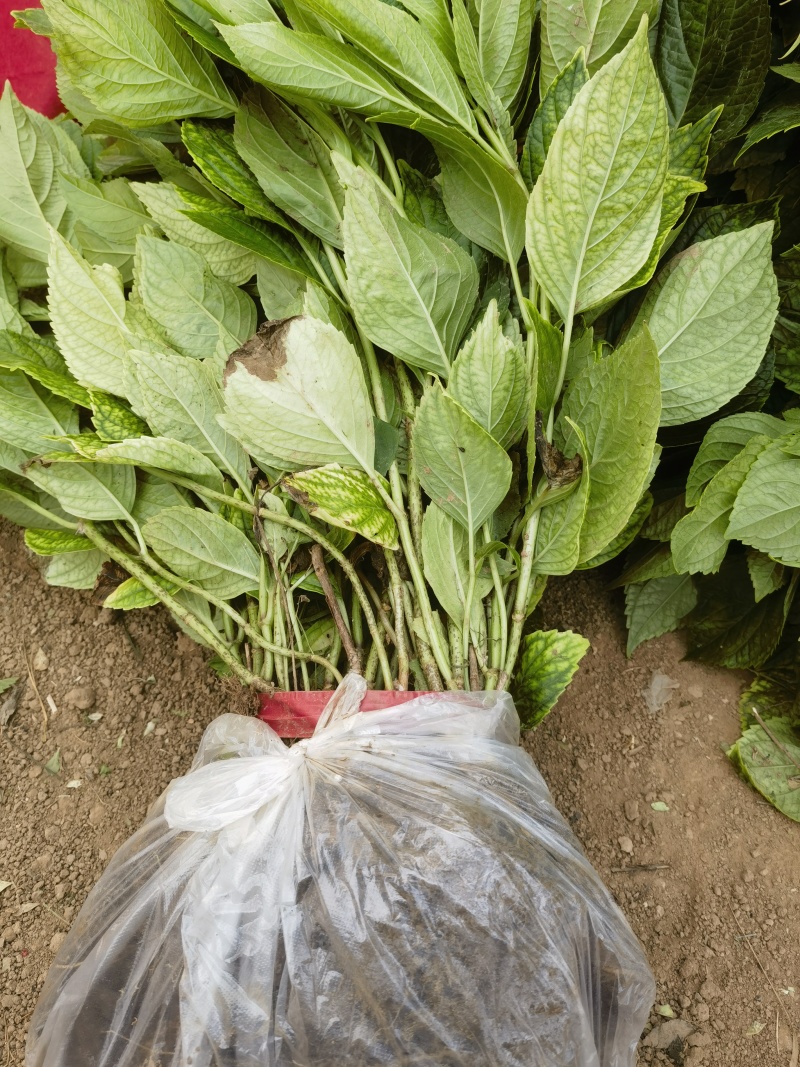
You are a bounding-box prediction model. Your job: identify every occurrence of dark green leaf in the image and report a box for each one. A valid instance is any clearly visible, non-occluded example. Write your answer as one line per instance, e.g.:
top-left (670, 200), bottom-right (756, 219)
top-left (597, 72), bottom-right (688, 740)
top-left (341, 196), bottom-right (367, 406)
top-left (521, 49), bottom-right (588, 190)
top-left (625, 573), bottom-right (697, 654)
top-left (728, 718), bottom-right (800, 822)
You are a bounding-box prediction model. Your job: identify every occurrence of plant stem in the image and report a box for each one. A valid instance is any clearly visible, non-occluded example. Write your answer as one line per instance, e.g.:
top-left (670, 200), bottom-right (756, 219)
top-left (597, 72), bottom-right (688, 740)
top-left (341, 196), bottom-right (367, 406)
top-left (370, 125), bottom-right (405, 203)
top-left (482, 523), bottom-right (508, 672)
top-left (80, 521), bottom-right (270, 690)
top-left (311, 544), bottom-right (362, 674)
top-left (403, 583), bottom-right (443, 691)
top-left (385, 550), bottom-right (408, 688)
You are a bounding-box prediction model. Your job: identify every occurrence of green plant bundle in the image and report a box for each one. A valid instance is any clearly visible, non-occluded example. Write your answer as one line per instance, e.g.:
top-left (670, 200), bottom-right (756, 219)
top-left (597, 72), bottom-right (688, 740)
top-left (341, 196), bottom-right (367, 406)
top-left (0, 0), bottom-right (789, 736)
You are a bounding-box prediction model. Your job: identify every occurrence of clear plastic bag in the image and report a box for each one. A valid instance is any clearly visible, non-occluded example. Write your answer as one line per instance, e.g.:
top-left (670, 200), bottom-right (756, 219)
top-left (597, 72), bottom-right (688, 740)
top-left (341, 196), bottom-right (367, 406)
top-left (27, 675), bottom-right (654, 1067)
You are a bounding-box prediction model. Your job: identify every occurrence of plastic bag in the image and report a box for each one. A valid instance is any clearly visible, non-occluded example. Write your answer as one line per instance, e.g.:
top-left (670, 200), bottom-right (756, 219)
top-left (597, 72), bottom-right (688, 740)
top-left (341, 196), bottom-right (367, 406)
top-left (27, 675), bottom-right (654, 1067)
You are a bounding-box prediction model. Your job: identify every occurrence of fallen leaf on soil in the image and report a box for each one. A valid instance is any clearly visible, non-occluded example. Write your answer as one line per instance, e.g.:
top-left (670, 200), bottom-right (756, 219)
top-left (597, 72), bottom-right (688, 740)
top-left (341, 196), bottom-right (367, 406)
top-left (32, 648), bottom-right (49, 671)
top-left (745, 1021), bottom-right (765, 1035)
top-left (0, 881), bottom-right (12, 895)
top-left (43, 750), bottom-right (61, 774)
top-left (656, 1004), bottom-right (676, 1017)
top-left (0, 677), bottom-right (17, 694)
top-left (65, 780), bottom-right (82, 789)
top-left (651, 801), bottom-right (670, 811)
top-left (18, 902), bottom-right (39, 914)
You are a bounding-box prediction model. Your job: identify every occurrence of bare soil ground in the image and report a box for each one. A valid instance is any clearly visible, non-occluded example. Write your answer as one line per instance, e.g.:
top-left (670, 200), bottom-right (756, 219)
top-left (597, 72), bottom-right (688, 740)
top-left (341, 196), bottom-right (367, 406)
top-left (0, 518), bottom-right (798, 1066)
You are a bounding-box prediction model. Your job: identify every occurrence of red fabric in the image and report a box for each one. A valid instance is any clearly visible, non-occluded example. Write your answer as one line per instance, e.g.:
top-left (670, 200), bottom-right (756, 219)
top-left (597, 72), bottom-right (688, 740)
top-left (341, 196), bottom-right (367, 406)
top-left (258, 690), bottom-right (433, 738)
top-left (1, 0), bottom-right (62, 117)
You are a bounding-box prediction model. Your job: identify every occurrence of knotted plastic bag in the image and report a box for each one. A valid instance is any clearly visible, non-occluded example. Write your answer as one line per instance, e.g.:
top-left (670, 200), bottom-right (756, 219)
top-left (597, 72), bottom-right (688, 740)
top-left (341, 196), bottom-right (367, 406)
top-left (27, 675), bottom-right (654, 1067)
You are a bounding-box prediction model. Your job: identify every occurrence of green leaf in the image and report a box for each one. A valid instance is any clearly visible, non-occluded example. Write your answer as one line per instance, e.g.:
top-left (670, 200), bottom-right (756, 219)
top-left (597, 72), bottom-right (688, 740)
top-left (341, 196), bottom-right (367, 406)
top-left (142, 505), bottom-right (260, 598)
top-left (256, 260), bottom-right (306, 320)
top-left (0, 369), bottom-right (78, 454)
top-left (26, 459), bottom-right (136, 520)
top-left (129, 472), bottom-right (188, 524)
top-left (420, 502), bottom-right (493, 629)
top-left (655, 0), bottom-right (771, 145)
top-left (0, 678), bottom-right (17, 695)
top-left (739, 645), bottom-right (800, 728)
top-left (613, 540), bottom-right (676, 586)
top-left (45, 550), bottom-right (105, 593)
top-left (0, 477), bottom-right (72, 529)
top-left (668, 106), bottom-right (721, 179)
top-left (555, 328), bottom-right (661, 562)
top-left (674, 199), bottom-right (780, 254)
top-left (0, 330), bottom-right (92, 407)
top-left (631, 224), bottom-right (778, 426)
top-left (685, 412), bottom-right (788, 506)
top-left (0, 84), bottom-right (88, 268)
top-left (473, 0), bottom-right (532, 109)
top-left (24, 528), bottom-right (92, 555)
top-left (103, 573), bottom-right (180, 609)
top-left (451, 0), bottom-right (493, 114)
top-left (671, 435), bottom-right (770, 575)
top-left (521, 49), bottom-right (589, 190)
top-left (527, 21), bottom-right (669, 321)
top-left (774, 246), bottom-right (800, 395)
top-left (540, 0), bottom-right (658, 91)
top-left (746, 549), bottom-right (787, 604)
top-left (577, 490), bottom-right (653, 569)
top-left (47, 230), bottom-right (132, 396)
top-left (736, 94), bottom-right (800, 161)
top-left (131, 182), bottom-right (256, 285)
top-left (128, 348), bottom-right (248, 482)
top-left (726, 437), bottom-right (800, 567)
top-left (729, 718), bottom-right (800, 823)
top-left (43, 749), bottom-right (62, 774)
top-left (43, 0), bottom-right (237, 126)
top-left (283, 464), bottom-right (398, 549)
top-left (235, 90), bottom-right (344, 248)
top-left (296, 0), bottom-right (474, 131)
top-left (220, 23), bottom-right (421, 121)
top-left (134, 235), bottom-right (256, 365)
top-left (512, 629), bottom-right (591, 729)
top-left (221, 316), bottom-right (375, 472)
top-left (177, 193), bottom-right (313, 280)
top-left (341, 162), bottom-right (478, 377)
top-left (414, 382), bottom-right (512, 534)
top-left (448, 300), bottom-right (528, 448)
top-left (772, 64), bottom-right (800, 84)
top-left (59, 174), bottom-right (156, 280)
top-left (90, 391), bottom-right (149, 442)
top-left (431, 129), bottom-right (528, 263)
top-left (685, 562), bottom-right (794, 669)
top-left (183, 0), bottom-right (280, 22)
top-left (625, 573), bottom-right (697, 654)
top-left (181, 120), bottom-right (287, 226)
top-left (533, 424), bottom-right (591, 576)
top-left (94, 436), bottom-right (224, 491)
top-left (163, 0), bottom-right (240, 64)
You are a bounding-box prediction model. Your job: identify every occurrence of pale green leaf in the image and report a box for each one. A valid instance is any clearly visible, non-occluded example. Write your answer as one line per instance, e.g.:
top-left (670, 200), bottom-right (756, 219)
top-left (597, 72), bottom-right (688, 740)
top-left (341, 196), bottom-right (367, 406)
top-left (669, 107), bottom-right (721, 180)
top-left (0, 330), bottom-right (92, 407)
top-left (24, 528), bottom-right (93, 555)
top-left (540, 0), bottom-right (659, 91)
top-left (129, 348), bottom-right (248, 483)
top-left (142, 505), bottom-right (260, 598)
top-left (220, 23), bottom-right (421, 121)
top-left (188, 0), bottom-right (280, 22)
top-left (451, 0), bottom-right (493, 113)
top-left (726, 437), bottom-right (800, 567)
top-left (131, 182), bottom-right (256, 284)
top-left (729, 718), bottom-right (800, 823)
top-left (0, 84), bottom-right (88, 268)
top-left (103, 573), bottom-right (180, 609)
top-left (671, 435), bottom-right (770, 575)
top-left (473, 0), bottom-right (532, 109)
top-left (414, 382), bottom-right (512, 533)
top-left (256, 259), bottom-right (306, 320)
top-left (527, 21), bottom-right (669, 321)
top-left (398, 0), bottom-right (458, 70)
top-left (59, 175), bottom-right (157, 280)
top-left (577, 489), bottom-right (653, 569)
top-left (421, 503), bottom-right (492, 628)
top-left (431, 128), bottom-right (528, 263)
top-left (297, 0), bottom-right (475, 131)
top-left (632, 224), bottom-right (778, 426)
top-left (47, 230), bottom-right (132, 395)
top-left (26, 459), bottom-right (136, 520)
top-left (556, 328), bottom-right (661, 562)
top-left (45, 548), bottom-right (105, 588)
top-left (341, 161), bottom-right (478, 377)
top-left (0, 478), bottom-right (73, 529)
top-left (685, 412), bottom-right (788, 506)
top-left (625, 573), bottom-right (697, 654)
top-left (746, 549), bottom-right (786, 604)
top-left (235, 90), bottom-right (344, 248)
top-left (0, 252), bottom-right (30, 335)
top-left (521, 49), bottom-right (589, 190)
top-left (43, 0), bottom-right (237, 126)
top-left (221, 316), bottom-right (375, 471)
top-left (94, 436), bottom-right (225, 491)
top-left (283, 464), bottom-right (398, 549)
top-left (134, 235), bottom-right (256, 365)
top-left (448, 299), bottom-right (528, 448)
top-left (0, 369), bottom-right (78, 454)
top-left (129, 472), bottom-right (188, 524)
top-left (513, 629), bottom-right (590, 728)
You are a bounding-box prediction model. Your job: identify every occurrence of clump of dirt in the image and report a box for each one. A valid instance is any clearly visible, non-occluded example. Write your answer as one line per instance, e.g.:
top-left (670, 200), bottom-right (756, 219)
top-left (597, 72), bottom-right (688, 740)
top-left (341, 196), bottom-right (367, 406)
top-left (1, 522), bottom-right (798, 1066)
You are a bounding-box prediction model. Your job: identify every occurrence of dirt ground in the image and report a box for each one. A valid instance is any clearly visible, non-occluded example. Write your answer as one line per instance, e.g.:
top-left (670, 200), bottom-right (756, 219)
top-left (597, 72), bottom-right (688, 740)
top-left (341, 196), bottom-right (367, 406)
top-left (0, 517), bottom-right (797, 1066)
